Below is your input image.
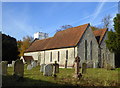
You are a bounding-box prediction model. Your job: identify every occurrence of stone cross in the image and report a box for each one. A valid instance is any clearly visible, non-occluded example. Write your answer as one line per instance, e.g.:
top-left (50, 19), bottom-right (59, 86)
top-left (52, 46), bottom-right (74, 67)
top-left (53, 61), bottom-right (59, 74)
top-left (14, 59), bottom-right (24, 77)
top-left (74, 56), bottom-right (80, 78)
top-left (82, 63), bottom-right (87, 74)
top-left (0, 61), bottom-right (8, 75)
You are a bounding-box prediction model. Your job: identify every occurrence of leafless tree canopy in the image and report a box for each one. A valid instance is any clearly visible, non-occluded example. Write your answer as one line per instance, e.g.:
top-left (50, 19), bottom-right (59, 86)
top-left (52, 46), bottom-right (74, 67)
top-left (56, 25), bottom-right (73, 32)
top-left (102, 15), bottom-right (112, 28)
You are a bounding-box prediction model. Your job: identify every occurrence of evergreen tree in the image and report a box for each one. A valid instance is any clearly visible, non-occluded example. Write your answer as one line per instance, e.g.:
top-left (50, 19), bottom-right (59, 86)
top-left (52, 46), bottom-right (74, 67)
top-left (2, 34), bottom-right (20, 63)
top-left (105, 14), bottom-right (120, 67)
top-left (106, 14), bottom-right (120, 53)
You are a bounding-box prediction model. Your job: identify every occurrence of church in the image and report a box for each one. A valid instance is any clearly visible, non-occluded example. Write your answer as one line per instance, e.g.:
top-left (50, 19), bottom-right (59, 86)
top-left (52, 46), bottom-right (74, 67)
top-left (24, 23), bottom-right (115, 68)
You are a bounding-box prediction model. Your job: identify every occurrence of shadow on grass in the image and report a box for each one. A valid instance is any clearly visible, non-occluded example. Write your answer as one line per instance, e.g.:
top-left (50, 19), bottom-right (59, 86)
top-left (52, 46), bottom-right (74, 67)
top-left (2, 75), bottom-right (119, 88)
top-left (2, 75), bottom-right (76, 88)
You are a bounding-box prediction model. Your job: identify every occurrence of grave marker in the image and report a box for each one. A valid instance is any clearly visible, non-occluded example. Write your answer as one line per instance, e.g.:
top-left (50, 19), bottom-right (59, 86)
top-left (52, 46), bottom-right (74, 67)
top-left (40, 64), bottom-right (46, 72)
top-left (73, 56), bottom-right (81, 79)
top-left (82, 63), bottom-right (87, 74)
top-left (14, 59), bottom-right (24, 77)
top-left (43, 64), bottom-right (53, 76)
top-left (31, 61), bottom-right (37, 68)
top-left (27, 64), bottom-right (32, 70)
top-left (53, 61), bottom-right (59, 75)
top-left (0, 61), bottom-right (8, 75)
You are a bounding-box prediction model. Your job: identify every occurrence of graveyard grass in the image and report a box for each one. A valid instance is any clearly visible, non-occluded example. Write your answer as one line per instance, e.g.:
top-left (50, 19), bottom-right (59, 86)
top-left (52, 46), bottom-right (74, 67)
top-left (2, 65), bottom-right (120, 87)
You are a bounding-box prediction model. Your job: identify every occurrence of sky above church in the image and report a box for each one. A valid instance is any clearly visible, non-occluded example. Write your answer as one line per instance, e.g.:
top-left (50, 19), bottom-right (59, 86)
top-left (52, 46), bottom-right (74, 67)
top-left (2, 1), bottom-right (118, 40)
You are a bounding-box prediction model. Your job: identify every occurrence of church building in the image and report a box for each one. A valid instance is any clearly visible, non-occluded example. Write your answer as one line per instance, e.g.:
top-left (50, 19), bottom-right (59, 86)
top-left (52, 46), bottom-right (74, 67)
top-left (24, 23), bottom-right (115, 68)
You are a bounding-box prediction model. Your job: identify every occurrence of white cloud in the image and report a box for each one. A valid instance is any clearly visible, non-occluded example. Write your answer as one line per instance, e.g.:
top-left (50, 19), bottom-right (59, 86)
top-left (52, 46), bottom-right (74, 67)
top-left (91, 0), bottom-right (106, 22)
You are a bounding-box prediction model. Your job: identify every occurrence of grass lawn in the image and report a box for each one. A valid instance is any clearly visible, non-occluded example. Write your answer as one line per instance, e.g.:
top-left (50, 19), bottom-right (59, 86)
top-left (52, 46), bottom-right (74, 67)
top-left (2, 64), bottom-right (120, 87)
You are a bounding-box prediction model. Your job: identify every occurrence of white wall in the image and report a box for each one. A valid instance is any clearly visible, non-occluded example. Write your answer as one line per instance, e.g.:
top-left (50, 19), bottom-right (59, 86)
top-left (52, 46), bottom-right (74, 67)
top-left (24, 47), bottom-right (77, 68)
top-left (24, 52), bottom-right (39, 61)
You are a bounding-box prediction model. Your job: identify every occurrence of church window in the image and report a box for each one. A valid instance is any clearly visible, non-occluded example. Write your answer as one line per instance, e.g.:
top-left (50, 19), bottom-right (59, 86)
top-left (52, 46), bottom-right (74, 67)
top-left (66, 50), bottom-right (68, 60)
top-left (85, 40), bottom-right (87, 60)
top-left (50, 52), bottom-right (52, 62)
top-left (58, 51), bottom-right (60, 62)
top-left (90, 41), bottom-right (92, 60)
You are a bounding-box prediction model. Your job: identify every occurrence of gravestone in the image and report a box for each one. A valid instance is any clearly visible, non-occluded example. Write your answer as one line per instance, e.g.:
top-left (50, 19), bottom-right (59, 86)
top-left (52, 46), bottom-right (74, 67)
top-left (87, 61), bottom-right (93, 68)
top-left (0, 61), bottom-right (8, 75)
top-left (31, 61), bottom-right (37, 68)
top-left (12, 61), bottom-right (15, 67)
top-left (53, 61), bottom-right (59, 75)
top-left (27, 64), bottom-right (32, 70)
top-left (40, 64), bottom-right (46, 72)
top-left (43, 64), bottom-right (53, 76)
top-left (8, 64), bottom-right (12, 67)
top-left (82, 63), bottom-right (87, 74)
top-left (14, 59), bottom-right (24, 77)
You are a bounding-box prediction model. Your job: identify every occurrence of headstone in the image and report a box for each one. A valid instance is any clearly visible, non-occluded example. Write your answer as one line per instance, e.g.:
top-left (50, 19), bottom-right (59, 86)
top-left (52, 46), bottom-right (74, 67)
top-left (8, 64), bottom-right (12, 67)
top-left (12, 61), bottom-right (15, 67)
top-left (93, 62), bottom-right (96, 68)
top-left (27, 64), bottom-right (32, 70)
top-left (31, 61), bottom-right (37, 68)
top-left (87, 61), bottom-right (93, 68)
top-left (53, 61), bottom-right (59, 75)
top-left (73, 56), bottom-right (81, 79)
top-left (40, 64), bottom-right (46, 72)
top-left (43, 64), bottom-right (53, 76)
top-left (0, 61), bottom-right (8, 75)
top-left (14, 59), bottom-right (24, 77)
top-left (82, 63), bottom-right (87, 74)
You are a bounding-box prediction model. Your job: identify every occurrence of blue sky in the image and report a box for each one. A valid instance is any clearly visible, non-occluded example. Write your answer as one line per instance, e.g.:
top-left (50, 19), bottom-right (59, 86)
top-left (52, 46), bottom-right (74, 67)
top-left (2, 2), bottom-right (118, 40)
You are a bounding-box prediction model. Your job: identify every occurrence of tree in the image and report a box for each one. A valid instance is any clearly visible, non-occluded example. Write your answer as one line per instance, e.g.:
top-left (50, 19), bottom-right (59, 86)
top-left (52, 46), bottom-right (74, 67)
top-left (18, 36), bottom-right (34, 56)
top-left (17, 40), bottom-right (23, 56)
top-left (105, 14), bottom-right (120, 67)
top-left (56, 25), bottom-right (73, 32)
top-left (2, 33), bottom-right (20, 63)
top-left (102, 15), bottom-right (112, 28)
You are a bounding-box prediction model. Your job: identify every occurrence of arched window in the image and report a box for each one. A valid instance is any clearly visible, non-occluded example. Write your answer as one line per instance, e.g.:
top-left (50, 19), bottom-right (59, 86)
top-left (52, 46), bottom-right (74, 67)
top-left (58, 51), bottom-right (60, 62)
top-left (66, 50), bottom-right (68, 60)
top-left (50, 52), bottom-right (52, 62)
top-left (90, 41), bottom-right (92, 60)
top-left (85, 40), bottom-right (87, 60)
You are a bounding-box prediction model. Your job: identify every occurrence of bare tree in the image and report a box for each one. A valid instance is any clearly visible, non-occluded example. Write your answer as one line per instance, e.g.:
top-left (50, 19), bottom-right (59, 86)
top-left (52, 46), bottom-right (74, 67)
top-left (56, 25), bottom-right (73, 32)
top-left (102, 15), bottom-right (112, 28)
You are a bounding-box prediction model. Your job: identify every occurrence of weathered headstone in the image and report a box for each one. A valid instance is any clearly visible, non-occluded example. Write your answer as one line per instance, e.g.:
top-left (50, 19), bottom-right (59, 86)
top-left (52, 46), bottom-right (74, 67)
top-left (40, 64), bottom-right (46, 72)
top-left (87, 61), bottom-right (93, 68)
top-left (8, 64), bottom-right (12, 67)
top-left (27, 64), bottom-right (32, 70)
top-left (31, 61), bottom-right (37, 68)
top-left (12, 61), bottom-right (15, 67)
top-left (53, 61), bottom-right (59, 75)
top-left (43, 64), bottom-right (53, 76)
top-left (14, 59), bottom-right (24, 77)
top-left (93, 62), bottom-right (96, 68)
top-left (82, 63), bottom-right (87, 74)
top-left (0, 61), bottom-right (8, 75)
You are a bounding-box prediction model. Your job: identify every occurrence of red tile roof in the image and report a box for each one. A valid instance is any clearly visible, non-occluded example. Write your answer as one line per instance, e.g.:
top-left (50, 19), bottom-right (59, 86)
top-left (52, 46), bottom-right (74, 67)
top-left (25, 23), bottom-right (89, 52)
top-left (25, 24), bottom-right (107, 53)
top-left (93, 28), bottom-right (108, 44)
top-left (23, 56), bottom-right (33, 60)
